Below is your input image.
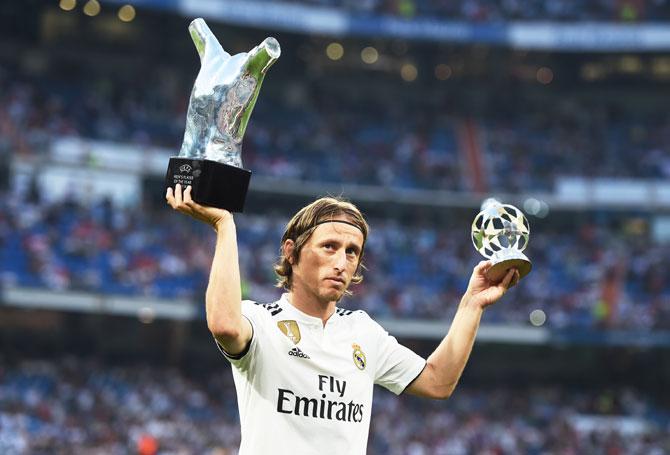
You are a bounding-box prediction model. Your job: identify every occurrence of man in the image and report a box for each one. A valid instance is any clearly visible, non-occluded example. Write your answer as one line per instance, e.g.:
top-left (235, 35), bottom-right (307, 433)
top-left (166, 184), bottom-right (518, 454)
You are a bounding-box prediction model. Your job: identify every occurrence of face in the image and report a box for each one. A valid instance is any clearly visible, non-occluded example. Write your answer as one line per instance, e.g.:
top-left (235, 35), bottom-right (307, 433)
top-left (286, 216), bottom-right (365, 304)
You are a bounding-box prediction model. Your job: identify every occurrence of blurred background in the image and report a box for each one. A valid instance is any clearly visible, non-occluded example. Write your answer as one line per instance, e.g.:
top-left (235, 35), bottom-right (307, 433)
top-left (1, 0), bottom-right (670, 453)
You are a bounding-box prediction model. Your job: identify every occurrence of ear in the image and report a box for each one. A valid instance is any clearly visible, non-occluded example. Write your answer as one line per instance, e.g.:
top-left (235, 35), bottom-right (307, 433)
top-left (283, 239), bottom-right (296, 264)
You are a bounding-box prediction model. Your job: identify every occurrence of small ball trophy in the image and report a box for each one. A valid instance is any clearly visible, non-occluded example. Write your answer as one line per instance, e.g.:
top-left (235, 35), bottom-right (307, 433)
top-left (471, 198), bottom-right (532, 286)
top-left (165, 18), bottom-right (281, 212)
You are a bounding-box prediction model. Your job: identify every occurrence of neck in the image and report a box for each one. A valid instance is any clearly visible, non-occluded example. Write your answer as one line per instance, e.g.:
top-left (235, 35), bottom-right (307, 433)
top-left (288, 284), bottom-right (336, 325)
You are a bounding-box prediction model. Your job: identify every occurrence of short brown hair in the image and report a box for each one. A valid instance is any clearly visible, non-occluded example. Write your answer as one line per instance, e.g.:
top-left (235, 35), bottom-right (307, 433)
top-left (274, 197), bottom-right (369, 293)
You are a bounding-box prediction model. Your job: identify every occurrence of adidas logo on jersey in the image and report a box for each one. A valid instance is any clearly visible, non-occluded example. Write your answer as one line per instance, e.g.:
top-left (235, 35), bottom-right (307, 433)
top-left (288, 347), bottom-right (310, 359)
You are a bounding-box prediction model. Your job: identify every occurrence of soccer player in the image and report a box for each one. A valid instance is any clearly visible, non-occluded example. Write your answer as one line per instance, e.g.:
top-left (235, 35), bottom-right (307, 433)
top-left (166, 184), bottom-right (518, 454)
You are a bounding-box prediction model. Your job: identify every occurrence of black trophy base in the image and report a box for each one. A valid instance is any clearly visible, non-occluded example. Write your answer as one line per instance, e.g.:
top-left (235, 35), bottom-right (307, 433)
top-left (165, 157), bottom-right (251, 212)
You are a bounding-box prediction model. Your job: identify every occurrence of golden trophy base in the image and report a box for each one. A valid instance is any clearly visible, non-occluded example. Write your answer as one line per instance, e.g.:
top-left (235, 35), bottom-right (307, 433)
top-left (486, 249), bottom-right (532, 288)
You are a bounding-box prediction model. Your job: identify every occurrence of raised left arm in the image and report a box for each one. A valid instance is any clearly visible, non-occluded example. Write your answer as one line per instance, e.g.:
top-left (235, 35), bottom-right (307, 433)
top-left (405, 261), bottom-right (518, 399)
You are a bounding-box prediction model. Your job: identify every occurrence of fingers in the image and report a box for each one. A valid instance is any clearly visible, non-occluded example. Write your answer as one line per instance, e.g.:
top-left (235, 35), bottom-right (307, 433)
top-left (183, 184), bottom-right (194, 205)
top-left (166, 184), bottom-right (194, 215)
top-left (474, 260), bottom-right (492, 274)
top-left (500, 268), bottom-right (518, 290)
top-left (166, 184), bottom-right (226, 228)
top-left (174, 183), bottom-right (184, 205)
top-left (182, 184), bottom-right (209, 223)
top-left (165, 186), bottom-right (176, 208)
top-left (166, 184), bottom-right (180, 209)
top-left (245, 37), bottom-right (281, 77)
top-left (188, 18), bottom-right (228, 63)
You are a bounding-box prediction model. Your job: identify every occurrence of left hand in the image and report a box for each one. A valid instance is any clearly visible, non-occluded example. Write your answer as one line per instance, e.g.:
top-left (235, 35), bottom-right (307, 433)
top-left (462, 261), bottom-right (519, 310)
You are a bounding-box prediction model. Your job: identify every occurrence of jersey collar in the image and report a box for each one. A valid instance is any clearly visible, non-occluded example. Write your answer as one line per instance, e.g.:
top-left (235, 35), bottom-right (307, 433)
top-left (279, 293), bottom-right (338, 327)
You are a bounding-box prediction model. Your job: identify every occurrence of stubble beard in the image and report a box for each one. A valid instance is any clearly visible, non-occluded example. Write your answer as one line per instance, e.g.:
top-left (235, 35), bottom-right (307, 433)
top-left (294, 273), bottom-right (348, 305)
top-left (319, 280), bottom-right (348, 304)
top-left (319, 288), bottom-right (343, 305)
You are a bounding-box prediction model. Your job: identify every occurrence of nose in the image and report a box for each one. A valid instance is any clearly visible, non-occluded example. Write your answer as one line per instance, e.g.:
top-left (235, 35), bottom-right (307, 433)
top-left (333, 249), bottom-right (347, 273)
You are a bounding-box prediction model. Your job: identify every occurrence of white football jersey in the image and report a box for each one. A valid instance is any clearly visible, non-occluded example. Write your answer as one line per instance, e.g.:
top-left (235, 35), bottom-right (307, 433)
top-left (217, 294), bottom-right (426, 455)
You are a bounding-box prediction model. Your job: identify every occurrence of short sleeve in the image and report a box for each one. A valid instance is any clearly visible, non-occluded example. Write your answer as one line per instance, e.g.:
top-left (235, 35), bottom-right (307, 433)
top-left (215, 300), bottom-right (266, 372)
top-left (372, 320), bottom-right (426, 395)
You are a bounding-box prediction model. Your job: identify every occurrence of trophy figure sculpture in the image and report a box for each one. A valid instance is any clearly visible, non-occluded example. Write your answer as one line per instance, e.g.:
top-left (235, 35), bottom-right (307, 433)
top-left (471, 198), bottom-right (532, 286)
top-left (165, 18), bottom-right (280, 211)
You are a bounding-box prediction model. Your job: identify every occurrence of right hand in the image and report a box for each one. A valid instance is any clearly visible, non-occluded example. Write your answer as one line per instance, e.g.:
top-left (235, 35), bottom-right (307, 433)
top-left (166, 183), bottom-right (232, 230)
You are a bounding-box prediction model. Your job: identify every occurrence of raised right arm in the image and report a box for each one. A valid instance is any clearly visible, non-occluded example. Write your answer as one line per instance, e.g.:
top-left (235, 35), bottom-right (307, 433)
top-left (166, 183), bottom-right (252, 356)
top-left (206, 214), bottom-right (253, 355)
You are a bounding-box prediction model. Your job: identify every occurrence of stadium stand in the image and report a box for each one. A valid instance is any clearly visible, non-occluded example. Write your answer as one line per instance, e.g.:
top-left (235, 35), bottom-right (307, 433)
top-left (2, 70), bottom-right (670, 194)
top-left (2, 188), bottom-right (669, 329)
top-left (1, 357), bottom-right (668, 454)
top-left (2, 3), bottom-right (670, 454)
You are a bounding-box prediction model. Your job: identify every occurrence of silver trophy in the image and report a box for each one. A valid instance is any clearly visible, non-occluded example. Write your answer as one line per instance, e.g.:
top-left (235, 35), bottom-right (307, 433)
top-left (471, 198), bottom-right (531, 286)
top-left (165, 18), bottom-right (280, 211)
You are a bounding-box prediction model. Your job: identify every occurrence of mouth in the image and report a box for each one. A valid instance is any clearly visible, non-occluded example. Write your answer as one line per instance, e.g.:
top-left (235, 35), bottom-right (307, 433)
top-left (326, 277), bottom-right (345, 285)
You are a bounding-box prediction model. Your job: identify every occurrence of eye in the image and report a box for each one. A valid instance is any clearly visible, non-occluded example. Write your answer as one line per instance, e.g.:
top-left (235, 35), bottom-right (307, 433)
top-left (324, 243), bottom-right (335, 250)
top-left (346, 248), bottom-right (358, 257)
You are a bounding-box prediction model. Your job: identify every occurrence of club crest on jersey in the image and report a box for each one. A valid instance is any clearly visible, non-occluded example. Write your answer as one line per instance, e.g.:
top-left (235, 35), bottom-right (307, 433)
top-left (277, 320), bottom-right (301, 344)
top-left (352, 343), bottom-right (366, 371)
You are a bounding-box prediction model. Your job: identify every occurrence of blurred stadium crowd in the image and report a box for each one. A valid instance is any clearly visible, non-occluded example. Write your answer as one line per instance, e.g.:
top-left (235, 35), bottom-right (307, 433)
top-left (0, 0), bottom-right (670, 455)
top-left (3, 71), bottom-right (670, 194)
top-left (1, 357), bottom-right (668, 455)
top-left (2, 3), bottom-right (670, 455)
top-left (2, 187), bottom-right (669, 330)
top-left (273, 0), bottom-right (670, 22)
top-left (1, 70), bottom-right (669, 330)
